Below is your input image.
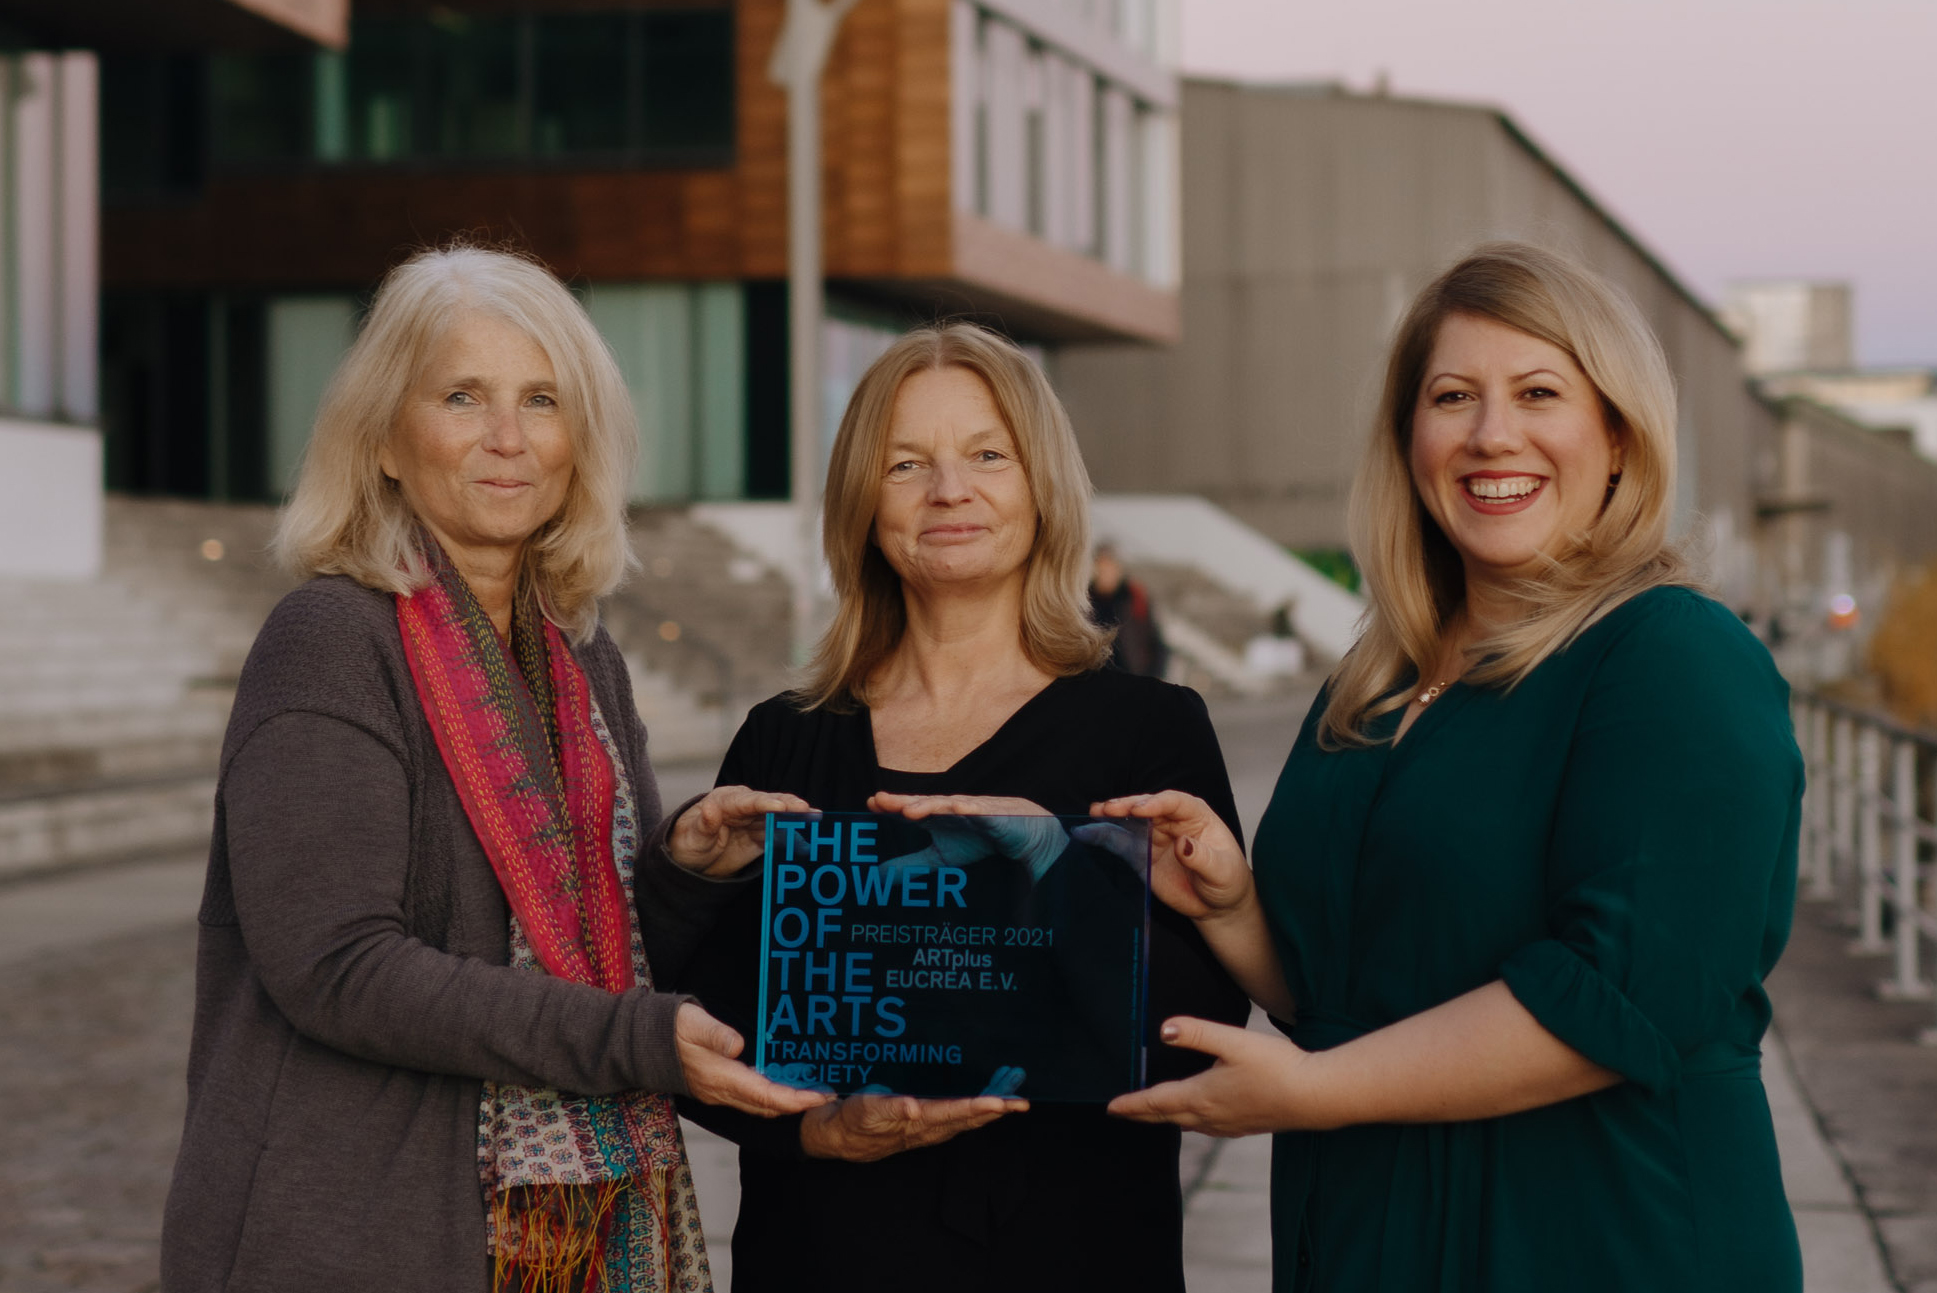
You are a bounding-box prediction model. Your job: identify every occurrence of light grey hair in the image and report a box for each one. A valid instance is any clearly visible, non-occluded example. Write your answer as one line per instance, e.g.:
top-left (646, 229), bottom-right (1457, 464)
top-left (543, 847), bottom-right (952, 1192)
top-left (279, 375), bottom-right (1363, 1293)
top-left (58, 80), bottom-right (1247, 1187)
top-left (272, 243), bottom-right (638, 641)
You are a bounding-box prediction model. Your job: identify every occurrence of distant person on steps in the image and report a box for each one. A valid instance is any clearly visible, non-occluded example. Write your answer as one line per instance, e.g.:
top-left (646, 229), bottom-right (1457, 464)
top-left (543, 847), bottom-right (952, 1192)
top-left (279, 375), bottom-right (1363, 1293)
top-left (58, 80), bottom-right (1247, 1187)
top-left (1090, 541), bottom-right (1170, 677)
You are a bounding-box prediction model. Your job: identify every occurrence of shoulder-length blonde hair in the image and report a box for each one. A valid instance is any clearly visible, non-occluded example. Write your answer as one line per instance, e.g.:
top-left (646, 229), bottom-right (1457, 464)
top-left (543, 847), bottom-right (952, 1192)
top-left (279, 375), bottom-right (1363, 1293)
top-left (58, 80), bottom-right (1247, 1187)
top-left (272, 242), bottom-right (637, 642)
top-left (796, 322), bottom-right (1111, 711)
top-left (1321, 241), bottom-right (1695, 747)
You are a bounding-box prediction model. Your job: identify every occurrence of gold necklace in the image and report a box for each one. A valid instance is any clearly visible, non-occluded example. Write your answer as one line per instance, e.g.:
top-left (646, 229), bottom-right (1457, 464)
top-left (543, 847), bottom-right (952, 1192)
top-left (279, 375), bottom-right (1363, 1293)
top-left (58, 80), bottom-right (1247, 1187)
top-left (1417, 623), bottom-right (1470, 706)
top-left (1414, 678), bottom-right (1455, 706)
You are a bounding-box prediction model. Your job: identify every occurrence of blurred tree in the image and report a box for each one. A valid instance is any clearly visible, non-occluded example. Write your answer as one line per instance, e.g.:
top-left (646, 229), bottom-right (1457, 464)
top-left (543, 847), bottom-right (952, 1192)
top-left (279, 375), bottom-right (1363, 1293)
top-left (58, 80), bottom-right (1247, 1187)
top-left (1870, 564), bottom-right (1937, 729)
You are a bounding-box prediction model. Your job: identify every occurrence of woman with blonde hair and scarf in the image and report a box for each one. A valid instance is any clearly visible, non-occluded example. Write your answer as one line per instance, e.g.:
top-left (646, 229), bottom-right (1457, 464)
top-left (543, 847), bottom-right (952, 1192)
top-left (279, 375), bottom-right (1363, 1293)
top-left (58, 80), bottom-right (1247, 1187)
top-left (161, 244), bottom-right (826, 1293)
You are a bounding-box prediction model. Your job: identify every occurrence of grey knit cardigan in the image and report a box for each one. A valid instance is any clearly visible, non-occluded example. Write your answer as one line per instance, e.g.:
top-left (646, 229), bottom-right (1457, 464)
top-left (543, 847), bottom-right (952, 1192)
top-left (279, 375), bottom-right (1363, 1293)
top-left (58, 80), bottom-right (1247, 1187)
top-left (160, 575), bottom-right (739, 1292)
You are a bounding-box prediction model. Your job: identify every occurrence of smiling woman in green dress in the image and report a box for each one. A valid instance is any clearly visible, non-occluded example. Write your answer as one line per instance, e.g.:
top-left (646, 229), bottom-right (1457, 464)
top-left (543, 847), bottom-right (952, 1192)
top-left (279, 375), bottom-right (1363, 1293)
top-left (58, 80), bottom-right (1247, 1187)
top-left (1096, 242), bottom-right (1803, 1293)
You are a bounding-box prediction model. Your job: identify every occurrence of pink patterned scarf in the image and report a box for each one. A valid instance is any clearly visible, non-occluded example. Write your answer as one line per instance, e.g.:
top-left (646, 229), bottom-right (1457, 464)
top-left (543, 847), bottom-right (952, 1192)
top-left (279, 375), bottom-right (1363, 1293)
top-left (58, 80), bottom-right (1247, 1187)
top-left (395, 547), bottom-right (632, 994)
top-left (396, 546), bottom-right (705, 1292)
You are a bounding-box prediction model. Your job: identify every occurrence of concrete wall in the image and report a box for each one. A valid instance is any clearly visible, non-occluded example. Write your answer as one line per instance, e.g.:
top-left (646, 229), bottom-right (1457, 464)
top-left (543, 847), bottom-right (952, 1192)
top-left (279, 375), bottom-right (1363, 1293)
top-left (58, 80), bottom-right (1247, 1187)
top-left (0, 419), bottom-right (102, 579)
top-left (1052, 81), bottom-right (1765, 578)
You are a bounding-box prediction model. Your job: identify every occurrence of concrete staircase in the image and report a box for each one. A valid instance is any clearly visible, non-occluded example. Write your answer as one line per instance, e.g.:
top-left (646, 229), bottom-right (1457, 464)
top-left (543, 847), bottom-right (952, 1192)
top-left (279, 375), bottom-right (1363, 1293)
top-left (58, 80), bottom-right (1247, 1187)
top-left (697, 497), bottom-right (1352, 701)
top-left (0, 499), bottom-right (795, 880)
top-left (1129, 560), bottom-right (1311, 698)
top-left (0, 500), bottom-right (294, 881)
top-left (608, 507), bottom-right (796, 763)
top-left (0, 492), bottom-right (1337, 879)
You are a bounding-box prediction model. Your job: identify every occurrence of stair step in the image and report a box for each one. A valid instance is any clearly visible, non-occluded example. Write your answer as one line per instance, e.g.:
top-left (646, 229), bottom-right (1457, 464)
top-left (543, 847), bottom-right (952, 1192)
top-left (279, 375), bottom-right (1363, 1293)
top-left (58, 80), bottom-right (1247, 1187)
top-left (0, 773), bottom-right (215, 881)
top-left (0, 498), bottom-right (801, 869)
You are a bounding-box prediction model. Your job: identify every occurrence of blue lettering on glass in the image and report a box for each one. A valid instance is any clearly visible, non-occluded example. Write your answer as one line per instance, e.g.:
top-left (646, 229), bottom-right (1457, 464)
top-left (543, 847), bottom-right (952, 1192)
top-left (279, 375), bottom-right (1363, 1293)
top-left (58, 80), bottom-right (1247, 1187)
top-left (769, 948), bottom-right (798, 989)
top-left (808, 818), bottom-right (842, 861)
top-left (772, 907), bottom-right (809, 948)
top-left (774, 863), bottom-right (806, 901)
top-left (805, 951), bottom-right (836, 992)
top-left (852, 865), bottom-right (896, 905)
top-left (759, 811), bottom-right (1151, 1096)
top-left (809, 864), bottom-right (846, 905)
top-left (844, 951), bottom-right (873, 992)
top-left (936, 867), bottom-right (966, 908)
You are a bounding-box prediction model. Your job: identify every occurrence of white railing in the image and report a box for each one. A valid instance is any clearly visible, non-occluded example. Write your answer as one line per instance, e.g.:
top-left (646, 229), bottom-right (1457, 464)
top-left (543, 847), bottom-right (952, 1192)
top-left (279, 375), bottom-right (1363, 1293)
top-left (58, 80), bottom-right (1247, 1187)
top-left (1793, 692), bottom-right (1937, 1045)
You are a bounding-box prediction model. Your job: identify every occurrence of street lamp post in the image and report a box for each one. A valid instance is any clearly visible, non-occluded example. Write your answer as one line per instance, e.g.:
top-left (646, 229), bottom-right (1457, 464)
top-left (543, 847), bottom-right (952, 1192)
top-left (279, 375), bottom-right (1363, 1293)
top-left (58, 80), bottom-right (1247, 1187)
top-left (769, 0), bottom-right (859, 664)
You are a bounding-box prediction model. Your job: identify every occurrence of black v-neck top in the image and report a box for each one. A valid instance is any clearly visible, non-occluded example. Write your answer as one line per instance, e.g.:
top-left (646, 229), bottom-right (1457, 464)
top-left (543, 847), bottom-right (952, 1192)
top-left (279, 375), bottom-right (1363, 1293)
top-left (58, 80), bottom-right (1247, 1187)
top-left (674, 667), bottom-right (1248, 1293)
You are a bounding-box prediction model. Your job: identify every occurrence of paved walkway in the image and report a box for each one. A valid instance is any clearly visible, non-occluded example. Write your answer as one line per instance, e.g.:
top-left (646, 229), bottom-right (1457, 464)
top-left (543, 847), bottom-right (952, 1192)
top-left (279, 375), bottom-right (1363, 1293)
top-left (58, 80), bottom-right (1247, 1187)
top-left (0, 692), bottom-right (1917, 1291)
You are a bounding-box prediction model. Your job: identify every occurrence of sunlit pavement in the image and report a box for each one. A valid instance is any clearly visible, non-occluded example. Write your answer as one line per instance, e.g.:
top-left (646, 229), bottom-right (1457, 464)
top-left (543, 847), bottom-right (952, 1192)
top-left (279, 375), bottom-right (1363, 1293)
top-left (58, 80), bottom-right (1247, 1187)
top-left (0, 689), bottom-right (1911, 1291)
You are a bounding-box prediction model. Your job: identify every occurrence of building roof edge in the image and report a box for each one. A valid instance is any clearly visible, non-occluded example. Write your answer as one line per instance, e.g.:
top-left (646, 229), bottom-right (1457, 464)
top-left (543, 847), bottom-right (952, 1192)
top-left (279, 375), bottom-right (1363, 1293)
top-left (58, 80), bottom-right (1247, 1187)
top-left (1179, 76), bottom-right (1744, 353)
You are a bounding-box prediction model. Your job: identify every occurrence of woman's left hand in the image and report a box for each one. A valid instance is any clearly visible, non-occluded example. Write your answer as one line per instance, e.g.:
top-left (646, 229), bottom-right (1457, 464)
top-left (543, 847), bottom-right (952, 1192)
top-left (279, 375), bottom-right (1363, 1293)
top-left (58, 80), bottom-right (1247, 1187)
top-left (666, 786), bottom-right (814, 876)
top-left (1107, 1015), bottom-right (1333, 1137)
top-left (676, 1003), bottom-right (836, 1116)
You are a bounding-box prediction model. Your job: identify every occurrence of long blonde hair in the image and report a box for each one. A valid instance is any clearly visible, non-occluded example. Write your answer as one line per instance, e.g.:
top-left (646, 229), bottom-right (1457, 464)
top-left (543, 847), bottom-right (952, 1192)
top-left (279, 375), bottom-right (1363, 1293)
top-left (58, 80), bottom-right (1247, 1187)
top-left (796, 322), bottom-right (1111, 711)
top-left (272, 242), bottom-right (638, 642)
top-left (1320, 242), bottom-right (1695, 747)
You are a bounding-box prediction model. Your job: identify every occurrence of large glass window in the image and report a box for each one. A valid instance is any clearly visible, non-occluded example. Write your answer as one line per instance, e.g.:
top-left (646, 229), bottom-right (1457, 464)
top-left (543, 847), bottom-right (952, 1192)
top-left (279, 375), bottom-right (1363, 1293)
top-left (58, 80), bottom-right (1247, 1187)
top-left (345, 19), bottom-right (421, 162)
top-left (637, 12), bottom-right (734, 155)
top-left (588, 282), bottom-right (748, 503)
top-left (948, 2), bottom-right (1175, 285)
top-left (422, 13), bottom-right (523, 158)
top-left (534, 15), bottom-right (632, 156)
top-left (207, 52), bottom-right (309, 166)
top-left (207, 7), bottom-right (734, 171)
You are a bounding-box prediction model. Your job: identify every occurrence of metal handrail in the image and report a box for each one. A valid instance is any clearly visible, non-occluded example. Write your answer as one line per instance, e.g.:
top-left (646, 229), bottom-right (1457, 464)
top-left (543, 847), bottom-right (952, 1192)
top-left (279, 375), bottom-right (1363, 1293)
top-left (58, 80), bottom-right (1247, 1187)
top-left (1792, 691), bottom-right (1937, 1045)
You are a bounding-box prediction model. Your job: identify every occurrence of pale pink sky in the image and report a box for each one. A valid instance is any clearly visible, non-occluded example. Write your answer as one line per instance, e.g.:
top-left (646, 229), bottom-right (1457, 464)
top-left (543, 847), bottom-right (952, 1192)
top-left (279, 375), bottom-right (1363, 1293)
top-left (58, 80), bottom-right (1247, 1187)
top-left (1181, 0), bottom-right (1936, 367)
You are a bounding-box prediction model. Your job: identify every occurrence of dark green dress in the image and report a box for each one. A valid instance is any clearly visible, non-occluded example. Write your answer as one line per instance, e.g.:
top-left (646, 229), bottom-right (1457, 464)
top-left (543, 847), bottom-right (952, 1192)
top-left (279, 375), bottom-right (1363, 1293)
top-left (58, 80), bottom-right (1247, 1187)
top-left (1254, 586), bottom-right (1803, 1292)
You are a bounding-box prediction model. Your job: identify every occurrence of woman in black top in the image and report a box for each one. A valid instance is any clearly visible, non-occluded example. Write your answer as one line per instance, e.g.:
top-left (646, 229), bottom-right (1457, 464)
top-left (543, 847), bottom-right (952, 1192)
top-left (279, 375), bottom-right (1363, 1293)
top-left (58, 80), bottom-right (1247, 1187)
top-left (670, 322), bottom-right (1248, 1291)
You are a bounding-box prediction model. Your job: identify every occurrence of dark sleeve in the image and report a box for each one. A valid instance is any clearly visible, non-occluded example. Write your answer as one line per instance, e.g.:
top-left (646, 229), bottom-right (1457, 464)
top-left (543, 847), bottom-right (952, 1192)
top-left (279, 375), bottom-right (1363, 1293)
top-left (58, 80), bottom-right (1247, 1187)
top-left (671, 704), bottom-right (815, 1158)
top-left (1131, 684), bottom-right (1255, 1080)
top-left (224, 712), bottom-right (693, 1096)
top-left (1499, 596), bottom-right (1802, 1095)
top-left (636, 806), bottom-right (759, 988)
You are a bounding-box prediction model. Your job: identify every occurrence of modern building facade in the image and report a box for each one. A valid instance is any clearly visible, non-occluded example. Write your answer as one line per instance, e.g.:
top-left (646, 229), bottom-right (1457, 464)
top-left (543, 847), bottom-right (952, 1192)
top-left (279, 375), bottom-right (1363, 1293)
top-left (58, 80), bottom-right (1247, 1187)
top-left (1055, 81), bottom-right (1763, 571)
top-left (1730, 284), bottom-right (1937, 465)
top-left (1051, 78), bottom-right (1937, 685)
top-left (96, 0), bottom-right (1180, 509)
top-left (1722, 280), bottom-right (1855, 377)
top-left (0, 0), bottom-right (347, 577)
top-left (1755, 392), bottom-right (1937, 682)
top-left (1761, 367), bottom-right (1937, 464)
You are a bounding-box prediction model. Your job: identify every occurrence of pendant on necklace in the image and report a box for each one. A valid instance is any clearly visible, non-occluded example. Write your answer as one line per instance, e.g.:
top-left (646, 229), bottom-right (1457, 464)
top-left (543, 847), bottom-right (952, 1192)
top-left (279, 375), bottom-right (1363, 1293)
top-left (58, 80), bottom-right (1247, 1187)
top-left (1415, 680), bottom-right (1451, 706)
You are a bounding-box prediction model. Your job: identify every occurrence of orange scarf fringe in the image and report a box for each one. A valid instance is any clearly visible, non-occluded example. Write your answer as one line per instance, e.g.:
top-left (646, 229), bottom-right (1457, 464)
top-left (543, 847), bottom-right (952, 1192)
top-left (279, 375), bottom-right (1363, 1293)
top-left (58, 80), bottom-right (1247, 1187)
top-left (490, 1173), bottom-right (677, 1293)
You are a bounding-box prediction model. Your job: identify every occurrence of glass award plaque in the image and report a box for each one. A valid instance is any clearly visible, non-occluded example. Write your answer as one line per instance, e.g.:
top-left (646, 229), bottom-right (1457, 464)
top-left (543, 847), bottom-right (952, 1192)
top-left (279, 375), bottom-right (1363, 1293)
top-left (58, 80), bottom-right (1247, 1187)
top-left (754, 811), bottom-right (1152, 1104)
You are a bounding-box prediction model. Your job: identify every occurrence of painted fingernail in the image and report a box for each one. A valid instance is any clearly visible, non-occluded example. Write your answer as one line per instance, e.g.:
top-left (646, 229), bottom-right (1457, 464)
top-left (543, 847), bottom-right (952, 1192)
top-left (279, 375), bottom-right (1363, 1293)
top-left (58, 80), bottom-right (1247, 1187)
top-left (1160, 1022), bottom-right (1180, 1042)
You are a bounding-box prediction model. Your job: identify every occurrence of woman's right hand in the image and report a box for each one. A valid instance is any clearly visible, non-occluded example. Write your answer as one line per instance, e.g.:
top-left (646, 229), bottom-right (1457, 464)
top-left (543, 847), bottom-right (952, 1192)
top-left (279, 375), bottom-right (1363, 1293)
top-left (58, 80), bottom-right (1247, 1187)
top-left (676, 1003), bottom-right (835, 1117)
top-left (666, 786), bottom-right (815, 877)
top-left (1088, 790), bottom-right (1253, 922)
top-left (1090, 791), bottom-right (1296, 1020)
top-left (799, 1090), bottom-right (1027, 1161)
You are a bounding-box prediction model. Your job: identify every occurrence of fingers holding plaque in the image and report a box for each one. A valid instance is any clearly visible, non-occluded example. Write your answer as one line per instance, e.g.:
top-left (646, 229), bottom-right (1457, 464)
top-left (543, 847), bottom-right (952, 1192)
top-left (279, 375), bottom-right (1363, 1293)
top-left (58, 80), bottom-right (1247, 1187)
top-left (755, 811), bottom-right (1152, 1104)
